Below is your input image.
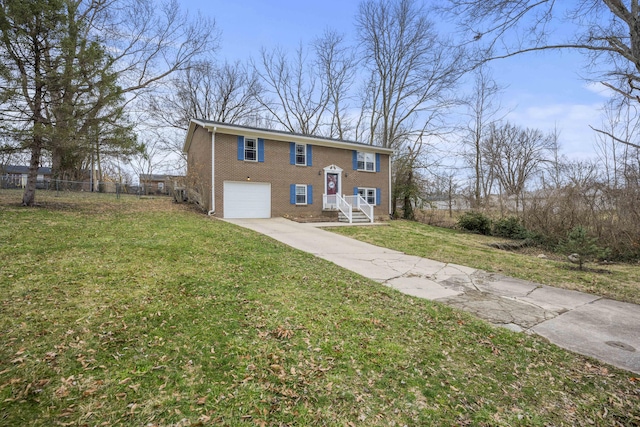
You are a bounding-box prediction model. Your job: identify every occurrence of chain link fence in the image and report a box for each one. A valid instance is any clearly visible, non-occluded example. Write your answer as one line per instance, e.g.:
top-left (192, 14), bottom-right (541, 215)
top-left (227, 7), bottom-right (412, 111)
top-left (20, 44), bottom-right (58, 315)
top-left (0, 176), bottom-right (171, 199)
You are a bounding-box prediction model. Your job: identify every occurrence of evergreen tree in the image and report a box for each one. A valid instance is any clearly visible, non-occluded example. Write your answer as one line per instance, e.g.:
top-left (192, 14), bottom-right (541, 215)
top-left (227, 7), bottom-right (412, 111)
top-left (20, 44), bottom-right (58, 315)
top-left (557, 226), bottom-right (607, 270)
top-left (0, 0), bottom-right (138, 204)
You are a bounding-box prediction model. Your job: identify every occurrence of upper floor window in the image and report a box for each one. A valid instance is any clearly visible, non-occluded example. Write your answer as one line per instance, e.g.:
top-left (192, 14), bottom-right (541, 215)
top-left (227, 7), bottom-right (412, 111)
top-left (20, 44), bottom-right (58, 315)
top-left (290, 142), bottom-right (312, 166)
top-left (237, 136), bottom-right (264, 162)
top-left (295, 144), bottom-right (306, 165)
top-left (357, 152), bottom-right (375, 172)
top-left (245, 138), bottom-right (257, 162)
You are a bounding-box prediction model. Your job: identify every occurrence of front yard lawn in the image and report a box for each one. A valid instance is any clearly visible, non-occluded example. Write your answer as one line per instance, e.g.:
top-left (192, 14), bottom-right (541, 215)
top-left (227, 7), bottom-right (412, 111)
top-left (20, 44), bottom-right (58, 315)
top-left (328, 220), bottom-right (640, 305)
top-left (1, 193), bottom-right (638, 426)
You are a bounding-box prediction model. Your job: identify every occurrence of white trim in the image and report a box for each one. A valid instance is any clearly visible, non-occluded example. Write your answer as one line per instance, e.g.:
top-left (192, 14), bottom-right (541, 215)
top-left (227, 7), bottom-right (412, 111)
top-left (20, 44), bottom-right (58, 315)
top-left (295, 184), bottom-right (308, 205)
top-left (208, 127), bottom-right (216, 215)
top-left (356, 152), bottom-right (375, 172)
top-left (388, 154), bottom-right (392, 216)
top-left (185, 119), bottom-right (394, 155)
top-left (295, 143), bottom-right (306, 166)
top-left (323, 164), bottom-right (343, 196)
top-left (244, 137), bottom-right (258, 162)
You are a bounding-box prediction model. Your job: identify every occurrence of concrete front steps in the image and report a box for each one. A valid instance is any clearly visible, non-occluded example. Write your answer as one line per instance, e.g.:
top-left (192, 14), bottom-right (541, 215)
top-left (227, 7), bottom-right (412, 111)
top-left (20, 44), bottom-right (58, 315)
top-left (338, 210), bottom-right (372, 223)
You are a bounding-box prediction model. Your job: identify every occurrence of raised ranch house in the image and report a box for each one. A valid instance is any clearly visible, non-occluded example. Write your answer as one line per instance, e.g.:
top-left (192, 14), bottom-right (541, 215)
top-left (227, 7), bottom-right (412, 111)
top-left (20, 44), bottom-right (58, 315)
top-left (183, 120), bottom-right (394, 222)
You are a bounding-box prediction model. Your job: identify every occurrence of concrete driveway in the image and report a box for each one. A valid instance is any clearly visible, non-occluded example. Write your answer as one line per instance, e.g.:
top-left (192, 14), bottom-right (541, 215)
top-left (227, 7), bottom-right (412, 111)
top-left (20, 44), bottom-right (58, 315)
top-left (225, 217), bottom-right (640, 374)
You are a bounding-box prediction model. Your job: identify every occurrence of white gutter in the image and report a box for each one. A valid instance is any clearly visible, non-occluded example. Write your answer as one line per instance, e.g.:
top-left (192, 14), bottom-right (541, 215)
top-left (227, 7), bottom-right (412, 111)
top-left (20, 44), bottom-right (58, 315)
top-left (207, 127), bottom-right (216, 216)
top-left (388, 154), bottom-right (393, 217)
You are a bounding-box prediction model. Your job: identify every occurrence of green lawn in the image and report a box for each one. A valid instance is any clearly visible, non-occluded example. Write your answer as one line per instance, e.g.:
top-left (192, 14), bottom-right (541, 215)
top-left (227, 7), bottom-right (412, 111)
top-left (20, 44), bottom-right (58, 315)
top-left (328, 220), bottom-right (640, 305)
top-left (1, 192), bottom-right (638, 426)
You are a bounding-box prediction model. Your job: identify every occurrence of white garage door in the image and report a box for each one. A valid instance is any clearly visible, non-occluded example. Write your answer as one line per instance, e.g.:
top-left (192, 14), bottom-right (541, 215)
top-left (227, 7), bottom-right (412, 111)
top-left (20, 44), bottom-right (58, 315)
top-left (223, 181), bottom-right (271, 219)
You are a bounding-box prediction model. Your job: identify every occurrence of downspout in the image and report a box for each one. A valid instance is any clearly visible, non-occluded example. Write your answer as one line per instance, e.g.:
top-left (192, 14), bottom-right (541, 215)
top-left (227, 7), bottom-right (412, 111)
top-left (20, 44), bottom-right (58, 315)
top-left (388, 153), bottom-right (393, 218)
top-left (208, 127), bottom-right (216, 216)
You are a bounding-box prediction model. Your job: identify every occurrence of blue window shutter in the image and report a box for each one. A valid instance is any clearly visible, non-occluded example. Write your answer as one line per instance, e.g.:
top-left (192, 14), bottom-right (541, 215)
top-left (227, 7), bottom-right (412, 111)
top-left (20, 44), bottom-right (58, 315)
top-left (306, 145), bottom-right (313, 166)
top-left (352, 151), bottom-right (358, 170)
top-left (289, 142), bottom-right (295, 165)
top-left (354, 187), bottom-right (359, 196)
top-left (290, 184), bottom-right (296, 204)
top-left (376, 188), bottom-right (381, 206)
top-left (237, 136), bottom-right (245, 160)
top-left (258, 138), bottom-right (265, 162)
top-left (375, 153), bottom-right (381, 172)
top-left (307, 184), bottom-right (313, 204)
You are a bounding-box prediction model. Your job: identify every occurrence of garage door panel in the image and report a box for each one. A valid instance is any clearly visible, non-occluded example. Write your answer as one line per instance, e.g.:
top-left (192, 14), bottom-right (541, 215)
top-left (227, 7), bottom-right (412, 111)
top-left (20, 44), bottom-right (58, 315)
top-left (223, 182), bottom-right (271, 218)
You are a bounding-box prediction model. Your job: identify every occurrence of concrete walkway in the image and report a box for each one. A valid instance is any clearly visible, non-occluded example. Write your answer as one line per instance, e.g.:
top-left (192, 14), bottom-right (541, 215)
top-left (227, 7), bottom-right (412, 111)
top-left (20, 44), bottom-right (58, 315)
top-left (225, 217), bottom-right (640, 374)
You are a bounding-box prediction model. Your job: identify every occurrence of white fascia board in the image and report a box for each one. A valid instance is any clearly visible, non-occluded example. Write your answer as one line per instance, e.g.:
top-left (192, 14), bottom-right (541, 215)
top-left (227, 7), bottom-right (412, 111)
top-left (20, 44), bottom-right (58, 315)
top-left (196, 120), bottom-right (394, 155)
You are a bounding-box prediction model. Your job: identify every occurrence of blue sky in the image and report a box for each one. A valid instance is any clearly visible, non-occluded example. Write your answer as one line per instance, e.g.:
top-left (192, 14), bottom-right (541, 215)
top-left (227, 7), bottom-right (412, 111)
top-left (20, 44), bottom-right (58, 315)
top-left (182, 0), bottom-right (609, 160)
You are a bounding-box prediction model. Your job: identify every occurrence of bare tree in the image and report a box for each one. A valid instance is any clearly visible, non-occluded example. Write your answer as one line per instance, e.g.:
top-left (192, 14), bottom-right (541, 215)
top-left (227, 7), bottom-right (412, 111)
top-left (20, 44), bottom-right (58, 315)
top-left (128, 131), bottom-right (175, 193)
top-left (440, 0), bottom-right (640, 149)
top-left (483, 122), bottom-right (554, 212)
top-left (313, 29), bottom-right (357, 140)
top-left (356, 0), bottom-right (462, 149)
top-left (462, 65), bottom-right (503, 208)
top-left (151, 60), bottom-right (263, 130)
top-left (355, 0), bottom-right (463, 218)
top-left (254, 45), bottom-right (330, 135)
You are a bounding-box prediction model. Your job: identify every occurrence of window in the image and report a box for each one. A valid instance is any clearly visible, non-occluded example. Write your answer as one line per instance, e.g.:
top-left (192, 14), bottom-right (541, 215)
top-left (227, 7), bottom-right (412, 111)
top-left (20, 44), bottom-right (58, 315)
top-left (357, 152), bottom-right (375, 172)
top-left (290, 142), bottom-right (312, 166)
top-left (290, 184), bottom-right (313, 205)
top-left (295, 144), bottom-right (306, 165)
top-left (296, 184), bottom-right (307, 205)
top-left (238, 136), bottom-right (264, 162)
top-left (358, 187), bottom-right (376, 205)
top-left (244, 138), bottom-right (257, 161)
top-left (158, 182), bottom-right (164, 191)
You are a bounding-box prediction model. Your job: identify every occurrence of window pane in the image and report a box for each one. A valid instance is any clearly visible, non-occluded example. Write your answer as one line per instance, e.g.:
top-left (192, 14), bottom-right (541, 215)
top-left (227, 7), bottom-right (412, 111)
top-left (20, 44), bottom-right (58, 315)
top-left (365, 153), bottom-right (375, 171)
top-left (296, 185), bottom-right (306, 204)
top-left (245, 139), bottom-right (257, 161)
top-left (367, 189), bottom-right (375, 204)
top-left (295, 144), bottom-right (306, 165)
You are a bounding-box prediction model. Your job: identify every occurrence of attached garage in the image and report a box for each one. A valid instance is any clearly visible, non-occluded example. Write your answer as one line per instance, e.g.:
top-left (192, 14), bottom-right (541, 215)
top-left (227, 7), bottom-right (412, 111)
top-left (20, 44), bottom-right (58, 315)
top-left (223, 181), bottom-right (271, 219)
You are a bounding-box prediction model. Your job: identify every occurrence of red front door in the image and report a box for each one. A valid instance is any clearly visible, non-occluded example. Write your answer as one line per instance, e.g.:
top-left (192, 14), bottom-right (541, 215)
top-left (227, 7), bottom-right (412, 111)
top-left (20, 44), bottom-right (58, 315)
top-left (327, 173), bottom-right (338, 195)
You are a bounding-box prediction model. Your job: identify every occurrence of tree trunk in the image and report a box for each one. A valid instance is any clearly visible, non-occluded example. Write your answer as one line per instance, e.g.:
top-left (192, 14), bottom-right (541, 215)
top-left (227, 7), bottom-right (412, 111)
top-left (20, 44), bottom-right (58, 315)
top-left (474, 137), bottom-right (481, 208)
top-left (402, 168), bottom-right (415, 220)
top-left (22, 140), bottom-right (43, 206)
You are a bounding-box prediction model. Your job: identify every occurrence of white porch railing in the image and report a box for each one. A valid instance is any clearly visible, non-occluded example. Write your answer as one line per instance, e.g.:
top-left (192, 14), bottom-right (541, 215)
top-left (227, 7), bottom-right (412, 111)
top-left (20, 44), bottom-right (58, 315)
top-left (324, 194), bottom-right (374, 223)
top-left (323, 194), bottom-right (337, 210)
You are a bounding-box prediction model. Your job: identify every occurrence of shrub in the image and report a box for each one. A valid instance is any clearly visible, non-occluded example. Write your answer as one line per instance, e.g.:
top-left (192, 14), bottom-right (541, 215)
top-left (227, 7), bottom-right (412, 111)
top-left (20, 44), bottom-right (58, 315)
top-left (492, 216), bottom-right (529, 240)
top-left (457, 211), bottom-right (492, 235)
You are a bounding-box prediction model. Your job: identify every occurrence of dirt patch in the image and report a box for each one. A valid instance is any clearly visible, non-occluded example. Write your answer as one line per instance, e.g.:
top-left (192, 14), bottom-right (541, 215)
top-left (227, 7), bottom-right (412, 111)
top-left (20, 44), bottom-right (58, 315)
top-left (560, 265), bottom-right (613, 274)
